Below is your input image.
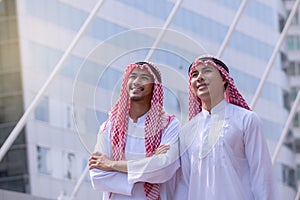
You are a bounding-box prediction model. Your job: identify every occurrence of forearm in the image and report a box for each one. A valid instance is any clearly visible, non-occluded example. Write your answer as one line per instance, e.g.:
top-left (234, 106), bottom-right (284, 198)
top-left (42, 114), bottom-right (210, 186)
top-left (89, 152), bottom-right (128, 173)
top-left (127, 142), bottom-right (179, 184)
top-left (127, 154), bottom-right (180, 184)
top-left (90, 168), bottom-right (133, 195)
top-left (111, 160), bottom-right (128, 173)
top-left (110, 144), bottom-right (171, 173)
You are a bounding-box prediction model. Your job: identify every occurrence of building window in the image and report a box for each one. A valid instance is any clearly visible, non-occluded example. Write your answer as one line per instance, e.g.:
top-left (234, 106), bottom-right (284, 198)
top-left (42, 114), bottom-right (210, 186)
top-left (294, 138), bottom-right (300, 153)
top-left (280, 52), bottom-right (288, 73)
top-left (297, 62), bottom-right (300, 76)
top-left (297, 165), bottom-right (300, 180)
top-left (283, 91), bottom-right (290, 110)
top-left (291, 87), bottom-right (299, 101)
top-left (34, 97), bottom-right (49, 122)
top-left (287, 36), bottom-right (300, 51)
top-left (37, 146), bottom-right (51, 175)
top-left (288, 62), bottom-right (300, 76)
top-left (278, 14), bottom-right (285, 32)
top-left (294, 112), bottom-right (300, 128)
top-left (288, 62), bottom-right (296, 75)
top-left (282, 164), bottom-right (296, 188)
top-left (64, 152), bottom-right (77, 180)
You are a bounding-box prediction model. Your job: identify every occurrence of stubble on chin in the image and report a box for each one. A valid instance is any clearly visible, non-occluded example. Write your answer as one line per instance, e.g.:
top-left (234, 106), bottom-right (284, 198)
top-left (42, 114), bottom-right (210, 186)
top-left (129, 96), bottom-right (142, 101)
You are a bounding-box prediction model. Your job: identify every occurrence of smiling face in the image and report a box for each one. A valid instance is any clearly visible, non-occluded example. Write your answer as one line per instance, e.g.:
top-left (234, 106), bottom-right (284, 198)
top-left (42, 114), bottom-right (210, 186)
top-left (190, 63), bottom-right (226, 107)
top-left (127, 67), bottom-right (154, 102)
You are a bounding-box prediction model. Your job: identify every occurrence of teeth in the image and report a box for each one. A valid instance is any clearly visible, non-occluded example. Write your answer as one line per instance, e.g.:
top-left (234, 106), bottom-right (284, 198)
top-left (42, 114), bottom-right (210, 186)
top-left (132, 87), bottom-right (143, 92)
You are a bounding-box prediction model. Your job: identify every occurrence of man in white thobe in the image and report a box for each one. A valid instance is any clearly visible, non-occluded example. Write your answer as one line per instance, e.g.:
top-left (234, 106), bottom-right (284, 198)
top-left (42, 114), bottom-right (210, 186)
top-left (89, 62), bottom-right (180, 200)
top-left (175, 55), bottom-right (279, 200)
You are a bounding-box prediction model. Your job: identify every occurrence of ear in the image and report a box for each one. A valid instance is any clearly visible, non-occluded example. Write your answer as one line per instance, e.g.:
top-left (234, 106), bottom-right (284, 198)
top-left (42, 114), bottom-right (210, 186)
top-left (222, 76), bottom-right (228, 89)
top-left (221, 75), bottom-right (226, 84)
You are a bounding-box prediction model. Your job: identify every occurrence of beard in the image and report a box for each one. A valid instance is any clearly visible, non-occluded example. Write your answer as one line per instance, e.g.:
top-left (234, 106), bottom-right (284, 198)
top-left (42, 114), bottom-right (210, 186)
top-left (129, 92), bottom-right (153, 102)
top-left (130, 96), bottom-right (143, 101)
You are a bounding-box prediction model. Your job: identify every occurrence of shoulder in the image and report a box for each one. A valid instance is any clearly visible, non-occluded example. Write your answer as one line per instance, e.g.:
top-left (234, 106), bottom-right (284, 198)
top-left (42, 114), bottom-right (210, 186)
top-left (160, 115), bottom-right (181, 142)
top-left (98, 119), bottom-right (112, 135)
top-left (228, 103), bottom-right (259, 119)
top-left (163, 112), bottom-right (181, 129)
top-left (228, 103), bottom-right (262, 129)
top-left (170, 116), bottom-right (181, 127)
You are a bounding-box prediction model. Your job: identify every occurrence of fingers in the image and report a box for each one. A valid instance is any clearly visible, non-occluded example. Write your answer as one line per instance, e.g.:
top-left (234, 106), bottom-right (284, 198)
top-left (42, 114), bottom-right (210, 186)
top-left (88, 152), bottom-right (102, 169)
top-left (157, 144), bottom-right (170, 151)
top-left (89, 152), bottom-right (102, 161)
top-left (88, 152), bottom-right (113, 171)
top-left (88, 158), bottom-right (98, 169)
top-left (154, 144), bottom-right (170, 155)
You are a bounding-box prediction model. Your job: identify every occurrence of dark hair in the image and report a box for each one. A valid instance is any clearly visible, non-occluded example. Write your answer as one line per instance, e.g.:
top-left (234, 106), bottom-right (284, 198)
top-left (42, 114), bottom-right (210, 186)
top-left (188, 57), bottom-right (229, 73)
top-left (135, 61), bottom-right (162, 83)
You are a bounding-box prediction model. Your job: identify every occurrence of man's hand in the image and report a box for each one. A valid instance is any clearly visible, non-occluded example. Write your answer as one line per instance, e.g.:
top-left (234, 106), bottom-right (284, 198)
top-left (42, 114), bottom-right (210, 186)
top-left (88, 152), bottom-right (114, 171)
top-left (154, 144), bottom-right (170, 155)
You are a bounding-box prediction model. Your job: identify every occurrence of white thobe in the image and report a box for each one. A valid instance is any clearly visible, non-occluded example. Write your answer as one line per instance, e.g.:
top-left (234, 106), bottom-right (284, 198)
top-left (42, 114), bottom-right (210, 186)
top-left (175, 100), bottom-right (279, 200)
top-left (90, 113), bottom-right (180, 200)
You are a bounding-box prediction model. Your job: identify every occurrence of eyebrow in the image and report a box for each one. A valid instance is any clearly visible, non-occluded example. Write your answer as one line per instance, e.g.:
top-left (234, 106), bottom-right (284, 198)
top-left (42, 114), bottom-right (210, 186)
top-left (130, 72), bottom-right (152, 77)
top-left (191, 65), bottom-right (213, 73)
top-left (201, 66), bottom-right (213, 70)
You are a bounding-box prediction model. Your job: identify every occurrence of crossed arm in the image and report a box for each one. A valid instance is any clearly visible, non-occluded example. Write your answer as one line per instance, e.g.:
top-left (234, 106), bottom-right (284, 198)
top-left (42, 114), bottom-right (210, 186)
top-left (89, 119), bottom-right (180, 195)
top-left (88, 144), bottom-right (170, 173)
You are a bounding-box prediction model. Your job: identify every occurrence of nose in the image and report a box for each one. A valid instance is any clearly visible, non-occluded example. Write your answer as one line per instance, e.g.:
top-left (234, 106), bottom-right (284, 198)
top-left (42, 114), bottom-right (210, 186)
top-left (132, 76), bottom-right (141, 85)
top-left (195, 72), bottom-right (205, 81)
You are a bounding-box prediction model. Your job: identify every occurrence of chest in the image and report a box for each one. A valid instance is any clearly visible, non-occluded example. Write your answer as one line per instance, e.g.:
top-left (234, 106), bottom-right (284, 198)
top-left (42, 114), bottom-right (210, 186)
top-left (125, 123), bottom-right (146, 159)
top-left (191, 117), bottom-right (246, 160)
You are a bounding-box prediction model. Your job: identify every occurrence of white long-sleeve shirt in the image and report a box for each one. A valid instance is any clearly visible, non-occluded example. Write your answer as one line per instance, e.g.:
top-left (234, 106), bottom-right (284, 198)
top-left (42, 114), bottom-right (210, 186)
top-left (90, 113), bottom-right (180, 200)
top-left (175, 100), bottom-right (279, 200)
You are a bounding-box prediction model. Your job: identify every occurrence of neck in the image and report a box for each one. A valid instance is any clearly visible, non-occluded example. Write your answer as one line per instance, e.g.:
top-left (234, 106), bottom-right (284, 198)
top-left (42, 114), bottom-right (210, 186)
top-left (129, 101), bottom-right (151, 122)
top-left (202, 96), bottom-right (224, 114)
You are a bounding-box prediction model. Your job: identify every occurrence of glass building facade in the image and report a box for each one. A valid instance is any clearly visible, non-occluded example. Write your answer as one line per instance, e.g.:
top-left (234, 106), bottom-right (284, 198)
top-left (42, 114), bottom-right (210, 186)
top-left (0, 0), bottom-right (29, 194)
top-left (285, 1), bottom-right (300, 199)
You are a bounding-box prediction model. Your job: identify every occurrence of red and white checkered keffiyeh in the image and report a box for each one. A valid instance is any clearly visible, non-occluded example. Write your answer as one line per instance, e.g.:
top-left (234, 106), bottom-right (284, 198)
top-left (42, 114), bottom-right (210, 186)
top-left (100, 62), bottom-right (173, 200)
top-left (188, 55), bottom-right (251, 120)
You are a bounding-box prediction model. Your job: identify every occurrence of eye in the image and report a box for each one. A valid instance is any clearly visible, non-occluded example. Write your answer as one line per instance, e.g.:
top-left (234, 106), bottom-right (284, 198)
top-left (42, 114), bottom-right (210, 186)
top-left (203, 69), bottom-right (212, 73)
top-left (141, 76), bottom-right (149, 80)
top-left (191, 71), bottom-right (198, 78)
top-left (129, 74), bottom-right (137, 79)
